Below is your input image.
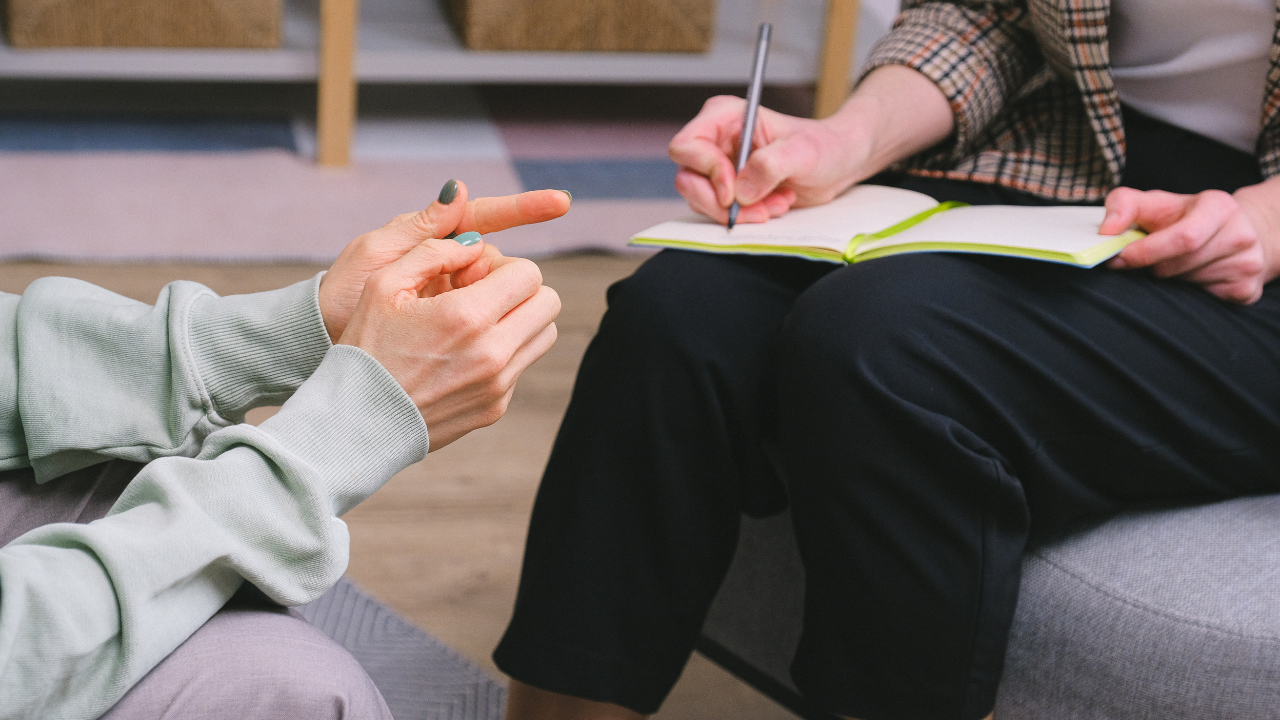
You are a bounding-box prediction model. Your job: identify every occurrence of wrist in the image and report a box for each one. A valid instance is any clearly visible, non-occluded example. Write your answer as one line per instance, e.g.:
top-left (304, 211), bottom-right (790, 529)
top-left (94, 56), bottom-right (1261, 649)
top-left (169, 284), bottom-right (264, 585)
top-left (1233, 178), bottom-right (1280, 283)
top-left (828, 65), bottom-right (955, 179)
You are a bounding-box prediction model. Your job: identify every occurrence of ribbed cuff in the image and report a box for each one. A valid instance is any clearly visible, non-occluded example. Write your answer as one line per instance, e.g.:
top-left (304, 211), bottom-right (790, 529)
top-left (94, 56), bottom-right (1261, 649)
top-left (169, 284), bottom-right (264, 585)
top-left (258, 344), bottom-right (428, 516)
top-left (187, 273), bottom-right (331, 421)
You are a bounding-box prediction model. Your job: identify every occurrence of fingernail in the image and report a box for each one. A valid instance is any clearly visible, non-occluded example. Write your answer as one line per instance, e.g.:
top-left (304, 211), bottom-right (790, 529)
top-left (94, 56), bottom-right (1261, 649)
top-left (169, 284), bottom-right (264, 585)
top-left (1109, 256), bottom-right (1127, 269)
top-left (438, 179), bottom-right (459, 205)
top-left (454, 231), bottom-right (482, 246)
top-left (559, 189), bottom-right (572, 202)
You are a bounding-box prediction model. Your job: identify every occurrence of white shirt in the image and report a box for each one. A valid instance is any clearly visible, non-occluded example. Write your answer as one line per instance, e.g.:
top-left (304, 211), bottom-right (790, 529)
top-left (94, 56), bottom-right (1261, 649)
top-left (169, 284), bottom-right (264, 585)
top-left (1109, 0), bottom-right (1273, 153)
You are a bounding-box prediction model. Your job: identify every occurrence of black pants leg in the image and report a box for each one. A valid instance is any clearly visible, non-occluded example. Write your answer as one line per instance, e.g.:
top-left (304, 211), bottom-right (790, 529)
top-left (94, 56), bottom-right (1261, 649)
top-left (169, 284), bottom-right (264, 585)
top-left (778, 254), bottom-right (1280, 720)
top-left (494, 250), bottom-right (832, 712)
top-left (496, 113), bottom-right (1280, 717)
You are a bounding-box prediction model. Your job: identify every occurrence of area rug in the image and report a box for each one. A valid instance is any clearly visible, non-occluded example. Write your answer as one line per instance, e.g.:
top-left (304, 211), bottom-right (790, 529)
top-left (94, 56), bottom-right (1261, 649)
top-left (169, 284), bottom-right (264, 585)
top-left (0, 84), bottom-right (687, 262)
top-left (297, 577), bottom-right (506, 720)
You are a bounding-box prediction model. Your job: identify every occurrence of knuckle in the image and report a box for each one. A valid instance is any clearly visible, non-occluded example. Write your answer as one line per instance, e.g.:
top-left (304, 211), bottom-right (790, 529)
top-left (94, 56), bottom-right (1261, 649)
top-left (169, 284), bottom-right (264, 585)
top-left (365, 269), bottom-right (398, 297)
top-left (1170, 229), bottom-right (1199, 254)
top-left (1239, 256), bottom-right (1265, 277)
top-left (473, 346), bottom-right (508, 379)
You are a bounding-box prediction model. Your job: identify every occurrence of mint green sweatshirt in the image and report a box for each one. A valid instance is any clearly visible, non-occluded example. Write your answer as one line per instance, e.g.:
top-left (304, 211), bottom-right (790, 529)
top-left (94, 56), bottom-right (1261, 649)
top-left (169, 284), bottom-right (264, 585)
top-left (0, 274), bottom-right (429, 720)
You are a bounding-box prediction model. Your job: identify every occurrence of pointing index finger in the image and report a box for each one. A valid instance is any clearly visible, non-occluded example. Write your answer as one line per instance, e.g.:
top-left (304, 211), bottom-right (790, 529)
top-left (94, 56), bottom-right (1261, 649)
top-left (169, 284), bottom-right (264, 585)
top-left (455, 190), bottom-right (572, 236)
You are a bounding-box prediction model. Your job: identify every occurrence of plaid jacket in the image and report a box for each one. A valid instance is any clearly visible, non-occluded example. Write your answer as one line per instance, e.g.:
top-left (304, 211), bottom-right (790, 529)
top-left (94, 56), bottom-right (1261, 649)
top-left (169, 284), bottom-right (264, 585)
top-left (864, 0), bottom-right (1280, 202)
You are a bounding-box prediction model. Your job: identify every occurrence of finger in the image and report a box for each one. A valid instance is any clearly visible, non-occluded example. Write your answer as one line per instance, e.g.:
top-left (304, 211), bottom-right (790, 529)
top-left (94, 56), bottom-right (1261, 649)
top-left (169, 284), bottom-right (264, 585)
top-left (763, 188), bottom-right (798, 217)
top-left (496, 320), bottom-right (559, 390)
top-left (370, 237), bottom-right (486, 298)
top-left (670, 96), bottom-right (749, 208)
top-left (735, 132), bottom-right (812, 206)
top-left (732, 200), bottom-right (774, 225)
top-left (398, 180), bottom-right (472, 240)
top-left (671, 137), bottom-right (740, 208)
top-left (1148, 212), bottom-right (1259, 279)
top-left (446, 256), bottom-right (545, 325)
top-left (1099, 187), bottom-right (1143, 235)
top-left (456, 190), bottom-right (572, 235)
top-left (447, 243), bottom-right (508, 290)
top-left (489, 286), bottom-right (562, 366)
top-left (1193, 256), bottom-right (1266, 304)
top-left (674, 169), bottom-right (730, 222)
top-left (1113, 191), bottom-right (1235, 269)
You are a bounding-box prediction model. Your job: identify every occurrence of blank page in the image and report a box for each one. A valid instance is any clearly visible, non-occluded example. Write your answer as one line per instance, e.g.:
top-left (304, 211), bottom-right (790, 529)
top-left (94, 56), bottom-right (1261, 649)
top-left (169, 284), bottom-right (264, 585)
top-left (858, 204), bottom-right (1114, 254)
top-left (633, 184), bottom-right (939, 253)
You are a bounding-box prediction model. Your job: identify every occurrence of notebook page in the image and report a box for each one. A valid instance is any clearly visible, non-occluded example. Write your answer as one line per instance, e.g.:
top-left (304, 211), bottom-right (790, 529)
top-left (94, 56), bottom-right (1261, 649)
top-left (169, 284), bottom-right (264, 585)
top-left (633, 184), bottom-right (939, 253)
top-left (857, 204), bottom-right (1116, 254)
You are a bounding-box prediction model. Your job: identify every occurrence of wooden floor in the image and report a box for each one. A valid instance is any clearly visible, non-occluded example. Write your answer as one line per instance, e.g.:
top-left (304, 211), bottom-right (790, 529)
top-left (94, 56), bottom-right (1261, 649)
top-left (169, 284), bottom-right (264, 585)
top-left (0, 254), bottom-right (798, 720)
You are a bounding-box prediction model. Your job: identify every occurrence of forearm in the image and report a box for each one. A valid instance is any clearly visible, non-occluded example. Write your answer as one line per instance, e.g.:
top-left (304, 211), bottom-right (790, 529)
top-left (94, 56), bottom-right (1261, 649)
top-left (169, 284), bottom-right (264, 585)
top-left (863, 0), bottom-right (1040, 158)
top-left (0, 345), bottom-right (427, 720)
top-left (6, 275), bottom-right (330, 480)
top-left (824, 65), bottom-right (956, 184)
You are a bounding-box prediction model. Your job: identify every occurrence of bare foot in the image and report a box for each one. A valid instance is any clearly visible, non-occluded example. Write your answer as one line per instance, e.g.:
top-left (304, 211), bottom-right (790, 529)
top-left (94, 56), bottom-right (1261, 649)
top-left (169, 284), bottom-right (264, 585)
top-left (505, 680), bottom-right (646, 720)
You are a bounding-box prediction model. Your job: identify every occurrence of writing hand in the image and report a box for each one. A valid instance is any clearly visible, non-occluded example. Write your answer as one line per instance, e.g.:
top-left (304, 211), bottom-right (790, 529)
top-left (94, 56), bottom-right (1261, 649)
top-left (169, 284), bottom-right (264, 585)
top-left (668, 66), bottom-right (954, 226)
top-left (1101, 179), bottom-right (1280, 304)
top-left (319, 180), bottom-right (571, 342)
top-left (337, 237), bottom-right (560, 451)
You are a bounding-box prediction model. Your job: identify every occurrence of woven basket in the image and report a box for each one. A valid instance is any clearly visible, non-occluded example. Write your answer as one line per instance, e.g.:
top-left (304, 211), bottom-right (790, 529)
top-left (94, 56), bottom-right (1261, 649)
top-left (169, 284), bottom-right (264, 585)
top-left (447, 0), bottom-right (715, 52)
top-left (6, 0), bottom-right (282, 48)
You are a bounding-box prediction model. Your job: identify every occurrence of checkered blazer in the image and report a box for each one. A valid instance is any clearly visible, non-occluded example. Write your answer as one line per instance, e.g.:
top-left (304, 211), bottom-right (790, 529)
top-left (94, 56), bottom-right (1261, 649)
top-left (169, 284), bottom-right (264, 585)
top-left (863, 0), bottom-right (1280, 202)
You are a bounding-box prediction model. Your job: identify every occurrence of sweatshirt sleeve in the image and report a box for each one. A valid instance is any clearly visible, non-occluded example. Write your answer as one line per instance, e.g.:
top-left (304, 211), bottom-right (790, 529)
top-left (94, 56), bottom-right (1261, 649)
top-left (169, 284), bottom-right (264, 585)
top-left (0, 344), bottom-right (429, 720)
top-left (1, 274), bottom-right (331, 481)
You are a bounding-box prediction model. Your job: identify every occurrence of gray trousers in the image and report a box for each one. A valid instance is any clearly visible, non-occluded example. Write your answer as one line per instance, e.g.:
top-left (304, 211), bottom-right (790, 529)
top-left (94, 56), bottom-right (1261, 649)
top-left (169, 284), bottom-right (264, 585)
top-left (0, 460), bottom-right (393, 720)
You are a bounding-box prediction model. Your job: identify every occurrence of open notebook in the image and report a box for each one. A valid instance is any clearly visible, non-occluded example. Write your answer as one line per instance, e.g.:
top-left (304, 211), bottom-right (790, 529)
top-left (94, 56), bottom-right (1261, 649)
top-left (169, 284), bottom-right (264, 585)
top-left (630, 184), bottom-right (1145, 267)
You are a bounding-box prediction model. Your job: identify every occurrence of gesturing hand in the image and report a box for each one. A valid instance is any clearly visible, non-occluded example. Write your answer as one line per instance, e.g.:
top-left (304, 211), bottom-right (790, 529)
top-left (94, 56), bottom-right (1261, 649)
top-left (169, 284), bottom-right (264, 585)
top-left (337, 237), bottom-right (560, 451)
top-left (1101, 179), bottom-right (1280, 304)
top-left (319, 180), bottom-right (571, 343)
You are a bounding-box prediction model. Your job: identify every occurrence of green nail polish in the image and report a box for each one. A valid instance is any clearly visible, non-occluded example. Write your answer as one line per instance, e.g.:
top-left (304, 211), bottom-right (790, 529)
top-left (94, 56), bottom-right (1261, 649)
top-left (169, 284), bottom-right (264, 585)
top-left (559, 189), bottom-right (573, 201)
top-left (454, 231), bottom-right (482, 246)
top-left (438, 179), bottom-right (459, 205)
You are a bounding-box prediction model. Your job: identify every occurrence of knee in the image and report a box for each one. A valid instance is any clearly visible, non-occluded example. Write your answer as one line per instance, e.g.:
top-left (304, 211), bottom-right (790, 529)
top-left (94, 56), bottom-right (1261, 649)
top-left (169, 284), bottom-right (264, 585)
top-left (104, 608), bottom-right (390, 720)
top-left (600, 250), bottom-right (776, 363)
top-left (780, 254), bottom-right (965, 380)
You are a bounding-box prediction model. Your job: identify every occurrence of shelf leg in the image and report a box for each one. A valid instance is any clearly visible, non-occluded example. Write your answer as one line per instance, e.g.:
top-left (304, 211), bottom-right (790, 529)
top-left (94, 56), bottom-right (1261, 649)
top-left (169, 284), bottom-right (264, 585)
top-left (814, 0), bottom-right (860, 119)
top-left (317, 0), bottom-right (359, 166)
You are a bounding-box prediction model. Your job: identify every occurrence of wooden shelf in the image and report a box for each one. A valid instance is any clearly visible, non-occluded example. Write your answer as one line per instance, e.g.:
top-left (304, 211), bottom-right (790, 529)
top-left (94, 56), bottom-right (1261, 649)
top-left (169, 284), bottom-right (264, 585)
top-left (0, 0), bottom-right (865, 164)
top-left (0, 0), bottom-right (828, 84)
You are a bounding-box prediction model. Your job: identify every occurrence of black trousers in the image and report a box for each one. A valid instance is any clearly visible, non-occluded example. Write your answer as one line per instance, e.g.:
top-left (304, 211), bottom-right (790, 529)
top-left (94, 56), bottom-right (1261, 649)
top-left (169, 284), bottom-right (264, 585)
top-left (494, 112), bottom-right (1280, 719)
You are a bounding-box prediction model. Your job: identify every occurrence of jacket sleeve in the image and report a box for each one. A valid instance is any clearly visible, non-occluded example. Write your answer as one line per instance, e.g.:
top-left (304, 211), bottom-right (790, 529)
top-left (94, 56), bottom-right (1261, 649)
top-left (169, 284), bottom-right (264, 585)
top-left (0, 344), bottom-right (429, 720)
top-left (861, 0), bottom-right (1045, 161)
top-left (0, 274), bottom-right (332, 481)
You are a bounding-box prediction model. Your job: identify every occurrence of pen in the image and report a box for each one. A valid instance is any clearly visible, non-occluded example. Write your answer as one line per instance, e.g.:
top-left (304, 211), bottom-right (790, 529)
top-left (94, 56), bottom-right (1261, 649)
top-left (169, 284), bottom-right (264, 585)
top-left (728, 22), bottom-right (773, 231)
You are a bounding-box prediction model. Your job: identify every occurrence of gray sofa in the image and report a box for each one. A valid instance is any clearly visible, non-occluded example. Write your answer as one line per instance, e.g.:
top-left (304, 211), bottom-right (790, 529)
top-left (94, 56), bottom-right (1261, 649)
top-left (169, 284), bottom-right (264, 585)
top-left (699, 496), bottom-right (1280, 719)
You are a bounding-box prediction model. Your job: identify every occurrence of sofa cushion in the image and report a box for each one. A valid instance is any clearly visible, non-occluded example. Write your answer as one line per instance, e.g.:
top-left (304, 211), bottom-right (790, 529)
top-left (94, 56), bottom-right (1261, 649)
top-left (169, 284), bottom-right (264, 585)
top-left (997, 494), bottom-right (1280, 719)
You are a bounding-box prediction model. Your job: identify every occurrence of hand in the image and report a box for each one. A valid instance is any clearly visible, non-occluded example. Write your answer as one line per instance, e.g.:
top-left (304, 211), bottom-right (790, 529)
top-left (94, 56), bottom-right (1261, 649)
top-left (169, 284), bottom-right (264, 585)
top-left (668, 65), bottom-right (954, 225)
top-left (1101, 179), bottom-right (1280, 304)
top-left (318, 181), bottom-right (571, 342)
top-left (337, 237), bottom-right (561, 451)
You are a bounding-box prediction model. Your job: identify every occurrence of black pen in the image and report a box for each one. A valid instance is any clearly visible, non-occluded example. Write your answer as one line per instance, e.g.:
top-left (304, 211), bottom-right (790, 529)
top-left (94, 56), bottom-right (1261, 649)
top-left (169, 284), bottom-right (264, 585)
top-left (728, 22), bottom-right (773, 231)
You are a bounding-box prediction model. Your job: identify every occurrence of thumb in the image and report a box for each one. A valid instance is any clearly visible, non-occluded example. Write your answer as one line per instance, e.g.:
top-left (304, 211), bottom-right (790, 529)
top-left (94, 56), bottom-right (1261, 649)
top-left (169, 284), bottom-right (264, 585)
top-left (369, 237), bottom-right (486, 299)
top-left (735, 135), bottom-right (807, 206)
top-left (397, 179), bottom-right (472, 241)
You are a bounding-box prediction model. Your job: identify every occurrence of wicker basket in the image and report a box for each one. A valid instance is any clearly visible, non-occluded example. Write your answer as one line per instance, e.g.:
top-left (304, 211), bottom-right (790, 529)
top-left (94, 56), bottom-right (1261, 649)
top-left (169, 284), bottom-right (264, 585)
top-left (6, 0), bottom-right (282, 48)
top-left (447, 0), bottom-right (715, 52)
